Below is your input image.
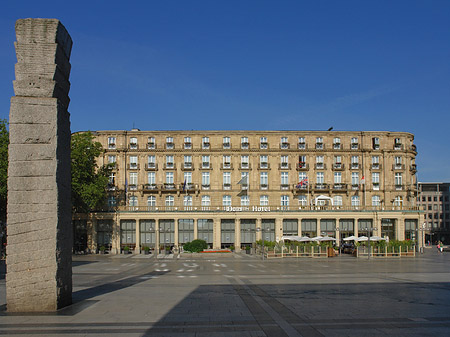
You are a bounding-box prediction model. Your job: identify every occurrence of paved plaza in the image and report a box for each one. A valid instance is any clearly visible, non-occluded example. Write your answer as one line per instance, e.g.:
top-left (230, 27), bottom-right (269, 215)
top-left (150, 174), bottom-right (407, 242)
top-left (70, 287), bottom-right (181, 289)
top-left (1, 248), bottom-right (450, 336)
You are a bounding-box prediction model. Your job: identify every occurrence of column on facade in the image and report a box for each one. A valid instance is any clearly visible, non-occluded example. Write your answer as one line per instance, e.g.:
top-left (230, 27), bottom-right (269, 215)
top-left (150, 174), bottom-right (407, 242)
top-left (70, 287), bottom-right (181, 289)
top-left (87, 217), bottom-right (96, 253)
top-left (135, 218), bottom-right (141, 253)
top-left (174, 218), bottom-right (179, 250)
top-left (256, 218), bottom-right (262, 241)
top-left (213, 218), bottom-right (221, 250)
top-left (155, 219), bottom-right (161, 254)
top-left (112, 213), bottom-right (120, 254)
top-left (235, 218), bottom-right (241, 252)
top-left (298, 217), bottom-right (302, 237)
top-left (397, 218), bottom-right (405, 241)
top-left (335, 217), bottom-right (341, 247)
top-left (275, 218), bottom-right (283, 242)
top-left (354, 217), bottom-right (359, 238)
top-left (193, 218), bottom-right (198, 240)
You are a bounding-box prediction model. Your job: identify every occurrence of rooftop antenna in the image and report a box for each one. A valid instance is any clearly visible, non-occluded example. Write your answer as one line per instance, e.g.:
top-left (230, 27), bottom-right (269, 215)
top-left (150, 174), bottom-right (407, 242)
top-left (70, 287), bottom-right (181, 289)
top-left (328, 127), bottom-right (333, 131)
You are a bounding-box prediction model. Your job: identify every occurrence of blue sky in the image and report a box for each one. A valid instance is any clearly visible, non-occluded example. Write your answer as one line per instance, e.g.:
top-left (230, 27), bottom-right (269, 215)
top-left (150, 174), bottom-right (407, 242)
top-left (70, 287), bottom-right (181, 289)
top-left (0, 0), bottom-right (449, 182)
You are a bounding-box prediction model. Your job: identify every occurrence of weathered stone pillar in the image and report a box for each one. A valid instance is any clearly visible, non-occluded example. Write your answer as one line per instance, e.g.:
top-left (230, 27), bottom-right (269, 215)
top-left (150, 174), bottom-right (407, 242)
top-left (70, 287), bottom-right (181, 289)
top-left (7, 18), bottom-right (73, 312)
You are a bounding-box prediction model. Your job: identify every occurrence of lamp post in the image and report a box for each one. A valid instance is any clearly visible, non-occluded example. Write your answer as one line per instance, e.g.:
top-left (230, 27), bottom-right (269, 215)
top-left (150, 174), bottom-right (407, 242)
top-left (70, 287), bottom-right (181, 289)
top-left (364, 227), bottom-right (377, 259)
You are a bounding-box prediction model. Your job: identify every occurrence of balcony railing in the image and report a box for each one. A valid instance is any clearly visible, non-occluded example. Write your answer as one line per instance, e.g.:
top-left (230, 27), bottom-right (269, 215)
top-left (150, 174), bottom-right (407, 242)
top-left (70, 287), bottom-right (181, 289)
top-left (147, 142), bottom-right (156, 149)
top-left (350, 163), bottom-right (360, 170)
top-left (260, 142), bottom-right (268, 149)
top-left (222, 142), bottom-right (231, 149)
top-left (371, 163), bottom-right (382, 170)
top-left (145, 163), bottom-right (158, 171)
top-left (221, 163), bottom-right (233, 170)
top-left (279, 163), bottom-right (291, 170)
top-left (241, 142), bottom-right (249, 149)
top-left (298, 143), bottom-right (306, 149)
top-left (296, 163), bottom-right (309, 171)
top-left (163, 163), bottom-right (176, 170)
top-left (184, 142), bottom-right (192, 149)
top-left (128, 163), bottom-right (139, 170)
top-left (240, 163), bottom-right (250, 170)
top-left (393, 164), bottom-right (405, 170)
top-left (182, 162), bottom-right (194, 170)
top-left (165, 142), bottom-right (175, 149)
top-left (280, 142), bottom-right (290, 149)
top-left (332, 163), bottom-right (344, 170)
top-left (314, 163), bottom-right (326, 170)
top-left (258, 163), bottom-right (270, 170)
top-left (394, 143), bottom-right (403, 150)
top-left (313, 183), bottom-right (329, 191)
top-left (332, 183), bottom-right (347, 191)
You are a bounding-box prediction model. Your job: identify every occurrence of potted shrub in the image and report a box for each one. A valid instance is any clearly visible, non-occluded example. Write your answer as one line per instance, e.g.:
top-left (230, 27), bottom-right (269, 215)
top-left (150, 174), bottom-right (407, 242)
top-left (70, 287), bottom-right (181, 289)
top-left (245, 246), bottom-right (251, 254)
top-left (142, 246), bottom-right (150, 255)
top-left (99, 245), bottom-right (106, 254)
top-left (123, 245), bottom-right (130, 254)
top-left (230, 245), bottom-right (235, 252)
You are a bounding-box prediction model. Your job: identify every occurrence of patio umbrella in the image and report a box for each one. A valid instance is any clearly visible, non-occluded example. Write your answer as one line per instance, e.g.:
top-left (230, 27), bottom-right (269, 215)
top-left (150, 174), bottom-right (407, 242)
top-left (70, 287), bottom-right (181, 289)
top-left (355, 236), bottom-right (369, 242)
top-left (310, 236), bottom-right (323, 241)
top-left (319, 236), bottom-right (336, 241)
top-left (299, 236), bottom-right (312, 242)
top-left (370, 236), bottom-right (386, 241)
top-left (343, 235), bottom-right (357, 241)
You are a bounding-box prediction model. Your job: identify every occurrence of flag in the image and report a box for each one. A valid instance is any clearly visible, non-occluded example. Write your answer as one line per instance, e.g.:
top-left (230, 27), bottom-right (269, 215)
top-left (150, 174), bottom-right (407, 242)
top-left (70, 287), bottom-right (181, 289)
top-left (182, 179), bottom-right (187, 191)
top-left (296, 177), bottom-right (308, 189)
top-left (360, 176), bottom-right (365, 184)
top-left (125, 178), bottom-right (128, 193)
top-left (237, 175), bottom-right (248, 185)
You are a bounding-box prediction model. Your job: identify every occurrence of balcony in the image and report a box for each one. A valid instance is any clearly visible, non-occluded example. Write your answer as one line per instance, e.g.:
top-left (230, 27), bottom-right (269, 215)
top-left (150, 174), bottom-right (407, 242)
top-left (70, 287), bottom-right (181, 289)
top-left (333, 143), bottom-right (341, 150)
top-left (143, 183), bottom-right (159, 192)
top-left (372, 183), bottom-right (380, 191)
top-left (296, 163), bottom-right (309, 171)
top-left (280, 142), bottom-right (290, 149)
top-left (395, 184), bottom-right (404, 191)
top-left (332, 163), bottom-right (345, 170)
top-left (394, 143), bottom-right (403, 150)
top-left (351, 143), bottom-right (359, 150)
top-left (165, 142), bottom-right (175, 149)
top-left (202, 142), bottom-right (210, 149)
top-left (393, 164), bottom-right (405, 170)
top-left (222, 142), bottom-right (231, 149)
top-left (184, 142), bottom-right (192, 149)
top-left (129, 143), bottom-right (138, 150)
top-left (182, 162), bottom-right (194, 170)
top-left (128, 184), bottom-right (138, 191)
top-left (202, 184), bottom-right (210, 190)
top-left (332, 183), bottom-right (347, 191)
top-left (107, 184), bottom-right (116, 191)
top-left (223, 183), bottom-right (231, 190)
top-left (313, 183), bottom-right (329, 191)
top-left (410, 164), bottom-right (417, 173)
top-left (128, 163), bottom-right (139, 170)
top-left (201, 162), bottom-right (211, 169)
top-left (241, 184), bottom-right (249, 190)
top-left (145, 163), bottom-right (158, 171)
top-left (260, 184), bottom-right (268, 190)
top-left (350, 163), bottom-right (360, 170)
top-left (240, 163), bottom-right (250, 170)
top-left (163, 183), bottom-right (176, 191)
top-left (297, 142), bottom-right (306, 149)
top-left (370, 163), bottom-right (382, 170)
top-left (279, 163), bottom-right (291, 170)
top-left (314, 163), bottom-right (326, 170)
top-left (410, 144), bottom-right (417, 152)
top-left (351, 184), bottom-right (359, 190)
top-left (147, 142), bottom-right (156, 149)
top-left (258, 163), bottom-right (270, 170)
top-left (241, 142), bottom-right (249, 149)
top-left (280, 184), bottom-right (290, 190)
top-left (163, 163), bottom-right (176, 170)
top-left (108, 143), bottom-right (116, 150)
top-left (373, 144), bottom-right (380, 150)
top-left (221, 163), bottom-right (233, 170)
top-left (315, 143), bottom-right (324, 150)
top-left (260, 142), bottom-right (268, 149)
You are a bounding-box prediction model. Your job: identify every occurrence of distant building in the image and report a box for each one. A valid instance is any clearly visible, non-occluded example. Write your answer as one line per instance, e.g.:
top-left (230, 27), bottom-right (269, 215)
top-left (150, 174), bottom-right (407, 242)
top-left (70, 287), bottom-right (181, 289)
top-left (418, 182), bottom-right (450, 244)
top-left (73, 130), bottom-right (423, 254)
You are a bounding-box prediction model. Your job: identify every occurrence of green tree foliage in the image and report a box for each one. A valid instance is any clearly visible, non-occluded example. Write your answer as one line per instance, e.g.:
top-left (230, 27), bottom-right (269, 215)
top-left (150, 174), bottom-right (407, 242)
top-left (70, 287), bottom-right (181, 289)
top-left (0, 119), bottom-right (8, 222)
top-left (71, 131), bottom-right (111, 213)
top-left (183, 239), bottom-right (208, 253)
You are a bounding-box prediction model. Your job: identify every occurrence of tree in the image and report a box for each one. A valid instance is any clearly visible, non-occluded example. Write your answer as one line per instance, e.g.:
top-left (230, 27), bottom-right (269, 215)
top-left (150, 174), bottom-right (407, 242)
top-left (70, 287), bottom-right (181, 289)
top-left (71, 131), bottom-right (112, 213)
top-left (0, 119), bottom-right (8, 223)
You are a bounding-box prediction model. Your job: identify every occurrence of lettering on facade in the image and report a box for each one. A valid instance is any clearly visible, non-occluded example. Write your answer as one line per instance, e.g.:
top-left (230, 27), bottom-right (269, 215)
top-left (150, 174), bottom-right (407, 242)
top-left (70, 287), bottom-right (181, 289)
top-left (225, 206), bottom-right (271, 212)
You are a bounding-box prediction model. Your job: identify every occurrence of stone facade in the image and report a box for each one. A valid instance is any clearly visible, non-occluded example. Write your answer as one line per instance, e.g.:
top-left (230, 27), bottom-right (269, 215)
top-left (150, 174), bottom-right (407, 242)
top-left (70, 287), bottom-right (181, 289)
top-left (73, 130), bottom-right (423, 254)
top-left (7, 19), bottom-right (72, 312)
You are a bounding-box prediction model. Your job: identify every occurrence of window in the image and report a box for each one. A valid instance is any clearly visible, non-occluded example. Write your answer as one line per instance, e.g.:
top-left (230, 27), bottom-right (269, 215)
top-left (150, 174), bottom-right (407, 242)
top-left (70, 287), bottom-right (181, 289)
top-left (316, 137), bottom-right (323, 149)
top-left (334, 156), bottom-right (342, 169)
top-left (184, 195), bottom-right (192, 206)
top-left (166, 137), bottom-right (174, 149)
top-left (129, 195), bottom-right (138, 207)
top-left (260, 172), bottom-right (268, 188)
top-left (351, 172), bottom-right (359, 187)
top-left (281, 155), bottom-right (289, 168)
top-left (260, 155), bottom-right (268, 168)
top-left (223, 155), bottom-right (231, 169)
top-left (223, 195), bottom-right (232, 206)
top-left (395, 173), bottom-right (403, 187)
top-left (333, 137), bottom-right (341, 149)
top-left (394, 138), bottom-right (402, 149)
top-left (351, 156), bottom-right (359, 169)
top-left (165, 196), bottom-right (174, 207)
top-left (147, 172), bottom-right (155, 185)
top-left (281, 172), bottom-right (289, 188)
top-left (147, 155), bottom-right (156, 168)
top-left (241, 195), bottom-right (250, 206)
top-left (129, 155), bottom-right (138, 169)
top-left (223, 136), bottom-right (230, 149)
top-left (240, 172), bottom-right (249, 188)
top-left (108, 172), bottom-right (116, 186)
top-left (372, 156), bottom-right (380, 169)
top-left (166, 172), bottom-right (174, 184)
top-left (298, 195), bottom-right (307, 206)
top-left (333, 196), bottom-right (343, 206)
top-left (298, 155), bottom-right (306, 168)
top-left (202, 172), bottom-right (210, 189)
top-left (147, 137), bottom-right (155, 149)
top-left (316, 156), bottom-right (324, 169)
top-left (351, 137), bottom-right (358, 149)
top-left (372, 137), bottom-right (380, 150)
top-left (202, 195), bottom-right (210, 207)
top-left (298, 137), bottom-right (305, 149)
top-left (202, 137), bottom-right (210, 149)
top-left (241, 137), bottom-right (249, 149)
top-left (260, 136), bottom-right (268, 149)
top-left (394, 196), bottom-right (403, 207)
top-left (316, 172), bottom-right (324, 184)
top-left (202, 155), bottom-right (210, 168)
top-left (281, 137), bottom-right (289, 149)
top-left (184, 137), bottom-right (192, 149)
top-left (394, 156), bottom-right (402, 169)
top-left (372, 172), bottom-right (380, 190)
top-left (223, 172), bottom-right (231, 189)
top-left (298, 172), bottom-right (307, 185)
top-left (184, 155), bottom-right (192, 168)
top-left (166, 155), bottom-right (174, 168)
top-left (351, 196), bottom-right (360, 207)
top-left (372, 195), bottom-right (381, 207)
top-left (241, 155), bottom-right (249, 169)
top-left (147, 196), bottom-right (156, 207)
top-left (129, 172), bottom-right (138, 189)
top-left (108, 137), bottom-right (116, 149)
top-left (108, 196), bottom-right (116, 208)
top-left (281, 195), bottom-right (289, 206)
top-left (130, 137), bottom-right (138, 149)
top-left (108, 155), bottom-right (116, 164)
top-left (184, 172), bottom-right (192, 185)
top-left (260, 195), bottom-right (269, 206)
top-left (334, 172), bottom-right (342, 184)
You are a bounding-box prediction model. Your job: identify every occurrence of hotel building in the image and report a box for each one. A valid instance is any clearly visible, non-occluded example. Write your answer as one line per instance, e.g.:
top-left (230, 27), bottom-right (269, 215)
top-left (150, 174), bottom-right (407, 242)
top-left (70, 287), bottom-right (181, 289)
top-left (73, 130), bottom-right (423, 254)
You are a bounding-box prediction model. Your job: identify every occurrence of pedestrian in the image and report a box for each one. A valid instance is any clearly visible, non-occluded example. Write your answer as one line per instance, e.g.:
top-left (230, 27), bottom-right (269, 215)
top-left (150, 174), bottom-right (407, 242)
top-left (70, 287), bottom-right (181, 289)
top-left (437, 242), bottom-right (441, 253)
top-left (439, 241), bottom-right (444, 253)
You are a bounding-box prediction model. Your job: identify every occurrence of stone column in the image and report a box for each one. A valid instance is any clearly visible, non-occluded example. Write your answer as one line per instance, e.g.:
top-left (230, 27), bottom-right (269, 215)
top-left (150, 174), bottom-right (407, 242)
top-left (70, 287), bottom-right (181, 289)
top-left (7, 19), bottom-right (73, 312)
top-left (213, 218), bottom-right (221, 250)
top-left (135, 219), bottom-right (141, 253)
top-left (235, 218), bottom-right (241, 252)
